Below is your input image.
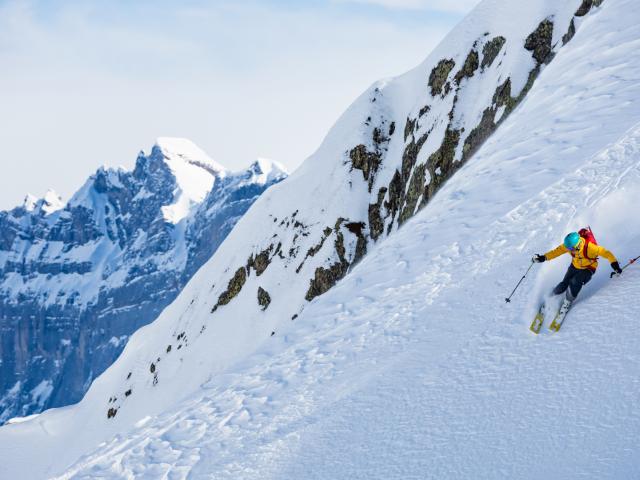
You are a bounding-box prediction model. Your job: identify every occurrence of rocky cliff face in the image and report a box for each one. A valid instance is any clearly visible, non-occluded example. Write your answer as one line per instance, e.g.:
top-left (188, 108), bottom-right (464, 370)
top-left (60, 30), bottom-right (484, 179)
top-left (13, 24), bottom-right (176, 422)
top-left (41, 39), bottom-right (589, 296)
top-left (0, 139), bottom-right (286, 422)
top-left (195, 0), bottom-right (601, 317)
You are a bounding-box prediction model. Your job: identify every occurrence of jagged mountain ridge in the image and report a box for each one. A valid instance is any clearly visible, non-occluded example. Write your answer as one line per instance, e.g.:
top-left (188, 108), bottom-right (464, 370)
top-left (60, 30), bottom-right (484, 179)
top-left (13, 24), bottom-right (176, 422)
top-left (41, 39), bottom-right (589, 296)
top-left (0, 138), bottom-right (287, 422)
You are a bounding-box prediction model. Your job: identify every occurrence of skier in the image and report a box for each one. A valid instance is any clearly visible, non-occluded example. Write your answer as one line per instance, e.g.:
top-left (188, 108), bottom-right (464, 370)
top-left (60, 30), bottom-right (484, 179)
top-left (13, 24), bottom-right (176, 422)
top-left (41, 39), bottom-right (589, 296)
top-left (531, 230), bottom-right (622, 330)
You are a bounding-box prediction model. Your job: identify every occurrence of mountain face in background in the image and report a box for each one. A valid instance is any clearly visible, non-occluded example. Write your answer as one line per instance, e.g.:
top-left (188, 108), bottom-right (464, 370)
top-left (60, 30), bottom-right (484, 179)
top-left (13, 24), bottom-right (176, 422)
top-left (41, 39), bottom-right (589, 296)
top-left (0, 138), bottom-right (287, 422)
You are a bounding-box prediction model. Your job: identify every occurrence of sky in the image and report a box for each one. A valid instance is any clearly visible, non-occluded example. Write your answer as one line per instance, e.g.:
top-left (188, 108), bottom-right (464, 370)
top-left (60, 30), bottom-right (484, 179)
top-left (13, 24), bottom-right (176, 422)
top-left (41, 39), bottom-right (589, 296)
top-left (0, 0), bottom-right (479, 210)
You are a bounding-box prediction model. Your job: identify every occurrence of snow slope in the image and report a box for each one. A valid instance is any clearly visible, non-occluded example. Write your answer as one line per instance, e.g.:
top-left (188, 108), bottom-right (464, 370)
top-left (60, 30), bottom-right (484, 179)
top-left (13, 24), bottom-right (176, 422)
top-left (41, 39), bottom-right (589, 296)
top-left (155, 137), bottom-right (225, 224)
top-left (1, 0), bottom-right (640, 477)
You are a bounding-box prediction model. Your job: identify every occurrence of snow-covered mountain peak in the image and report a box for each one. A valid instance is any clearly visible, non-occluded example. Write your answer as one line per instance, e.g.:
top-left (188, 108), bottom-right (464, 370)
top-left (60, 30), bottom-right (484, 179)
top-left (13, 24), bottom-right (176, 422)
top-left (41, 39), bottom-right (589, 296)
top-left (147, 138), bottom-right (224, 224)
top-left (22, 193), bottom-right (38, 212)
top-left (245, 158), bottom-right (289, 184)
top-left (40, 189), bottom-right (64, 215)
top-left (22, 189), bottom-right (64, 215)
top-left (155, 137), bottom-right (226, 175)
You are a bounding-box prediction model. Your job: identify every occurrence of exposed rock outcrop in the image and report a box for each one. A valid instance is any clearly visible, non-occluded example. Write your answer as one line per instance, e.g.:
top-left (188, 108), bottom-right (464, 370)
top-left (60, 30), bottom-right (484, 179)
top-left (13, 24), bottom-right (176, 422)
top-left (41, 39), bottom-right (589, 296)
top-left (428, 59), bottom-right (456, 96)
top-left (481, 36), bottom-right (506, 69)
top-left (524, 19), bottom-right (555, 65)
top-left (257, 287), bottom-right (271, 310)
top-left (212, 267), bottom-right (247, 312)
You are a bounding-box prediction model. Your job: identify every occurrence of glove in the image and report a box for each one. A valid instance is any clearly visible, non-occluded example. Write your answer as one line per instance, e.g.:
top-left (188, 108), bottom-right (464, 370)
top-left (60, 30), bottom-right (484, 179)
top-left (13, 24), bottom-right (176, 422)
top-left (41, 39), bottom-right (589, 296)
top-left (532, 254), bottom-right (546, 263)
top-left (611, 261), bottom-right (622, 274)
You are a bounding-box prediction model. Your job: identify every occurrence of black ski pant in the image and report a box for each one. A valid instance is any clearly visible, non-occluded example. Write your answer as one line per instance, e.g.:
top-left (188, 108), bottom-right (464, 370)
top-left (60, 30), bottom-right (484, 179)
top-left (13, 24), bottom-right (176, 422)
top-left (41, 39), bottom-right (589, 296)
top-left (553, 264), bottom-right (594, 301)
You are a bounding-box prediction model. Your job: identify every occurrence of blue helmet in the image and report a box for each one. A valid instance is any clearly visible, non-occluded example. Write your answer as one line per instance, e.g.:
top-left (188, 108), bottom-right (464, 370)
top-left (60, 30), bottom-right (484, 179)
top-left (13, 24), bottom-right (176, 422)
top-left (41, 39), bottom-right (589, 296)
top-left (564, 232), bottom-right (580, 249)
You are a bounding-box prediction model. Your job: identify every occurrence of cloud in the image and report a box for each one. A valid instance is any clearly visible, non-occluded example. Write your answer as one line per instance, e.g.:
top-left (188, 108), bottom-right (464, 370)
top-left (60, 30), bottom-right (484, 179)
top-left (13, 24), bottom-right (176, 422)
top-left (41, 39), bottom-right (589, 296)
top-left (332, 0), bottom-right (480, 14)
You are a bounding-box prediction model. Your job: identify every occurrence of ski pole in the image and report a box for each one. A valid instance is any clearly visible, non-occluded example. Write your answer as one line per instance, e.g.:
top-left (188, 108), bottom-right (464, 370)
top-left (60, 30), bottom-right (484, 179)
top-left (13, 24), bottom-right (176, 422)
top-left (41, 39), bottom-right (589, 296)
top-left (610, 254), bottom-right (640, 278)
top-left (505, 260), bottom-right (535, 303)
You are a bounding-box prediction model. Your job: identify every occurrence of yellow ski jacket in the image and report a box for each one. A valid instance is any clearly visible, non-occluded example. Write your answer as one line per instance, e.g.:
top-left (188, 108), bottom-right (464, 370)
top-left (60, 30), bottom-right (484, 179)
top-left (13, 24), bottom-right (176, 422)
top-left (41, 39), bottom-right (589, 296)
top-left (544, 237), bottom-right (617, 271)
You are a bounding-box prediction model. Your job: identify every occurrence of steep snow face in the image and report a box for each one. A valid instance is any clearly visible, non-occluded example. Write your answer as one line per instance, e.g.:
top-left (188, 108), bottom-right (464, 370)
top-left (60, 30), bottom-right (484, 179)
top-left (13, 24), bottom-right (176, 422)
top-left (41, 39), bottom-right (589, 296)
top-left (2, 0), bottom-right (638, 477)
top-left (155, 137), bottom-right (225, 174)
top-left (155, 137), bottom-right (224, 224)
top-left (0, 140), bottom-right (286, 423)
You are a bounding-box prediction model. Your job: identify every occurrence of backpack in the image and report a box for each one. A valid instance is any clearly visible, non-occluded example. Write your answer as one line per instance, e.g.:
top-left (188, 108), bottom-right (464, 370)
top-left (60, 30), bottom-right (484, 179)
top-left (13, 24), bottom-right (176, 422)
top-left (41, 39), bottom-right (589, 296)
top-left (578, 226), bottom-right (597, 260)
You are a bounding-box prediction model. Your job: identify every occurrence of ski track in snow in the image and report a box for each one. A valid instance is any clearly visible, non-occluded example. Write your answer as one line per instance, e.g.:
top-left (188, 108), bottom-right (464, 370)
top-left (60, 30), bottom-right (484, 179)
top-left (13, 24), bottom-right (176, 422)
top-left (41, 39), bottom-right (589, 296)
top-left (2, 0), bottom-right (640, 478)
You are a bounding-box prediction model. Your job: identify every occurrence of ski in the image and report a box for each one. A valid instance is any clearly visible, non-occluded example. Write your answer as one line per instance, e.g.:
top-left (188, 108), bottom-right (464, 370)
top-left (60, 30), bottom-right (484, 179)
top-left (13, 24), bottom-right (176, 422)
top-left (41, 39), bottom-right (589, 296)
top-left (529, 303), bottom-right (545, 334)
top-left (549, 299), bottom-right (572, 332)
